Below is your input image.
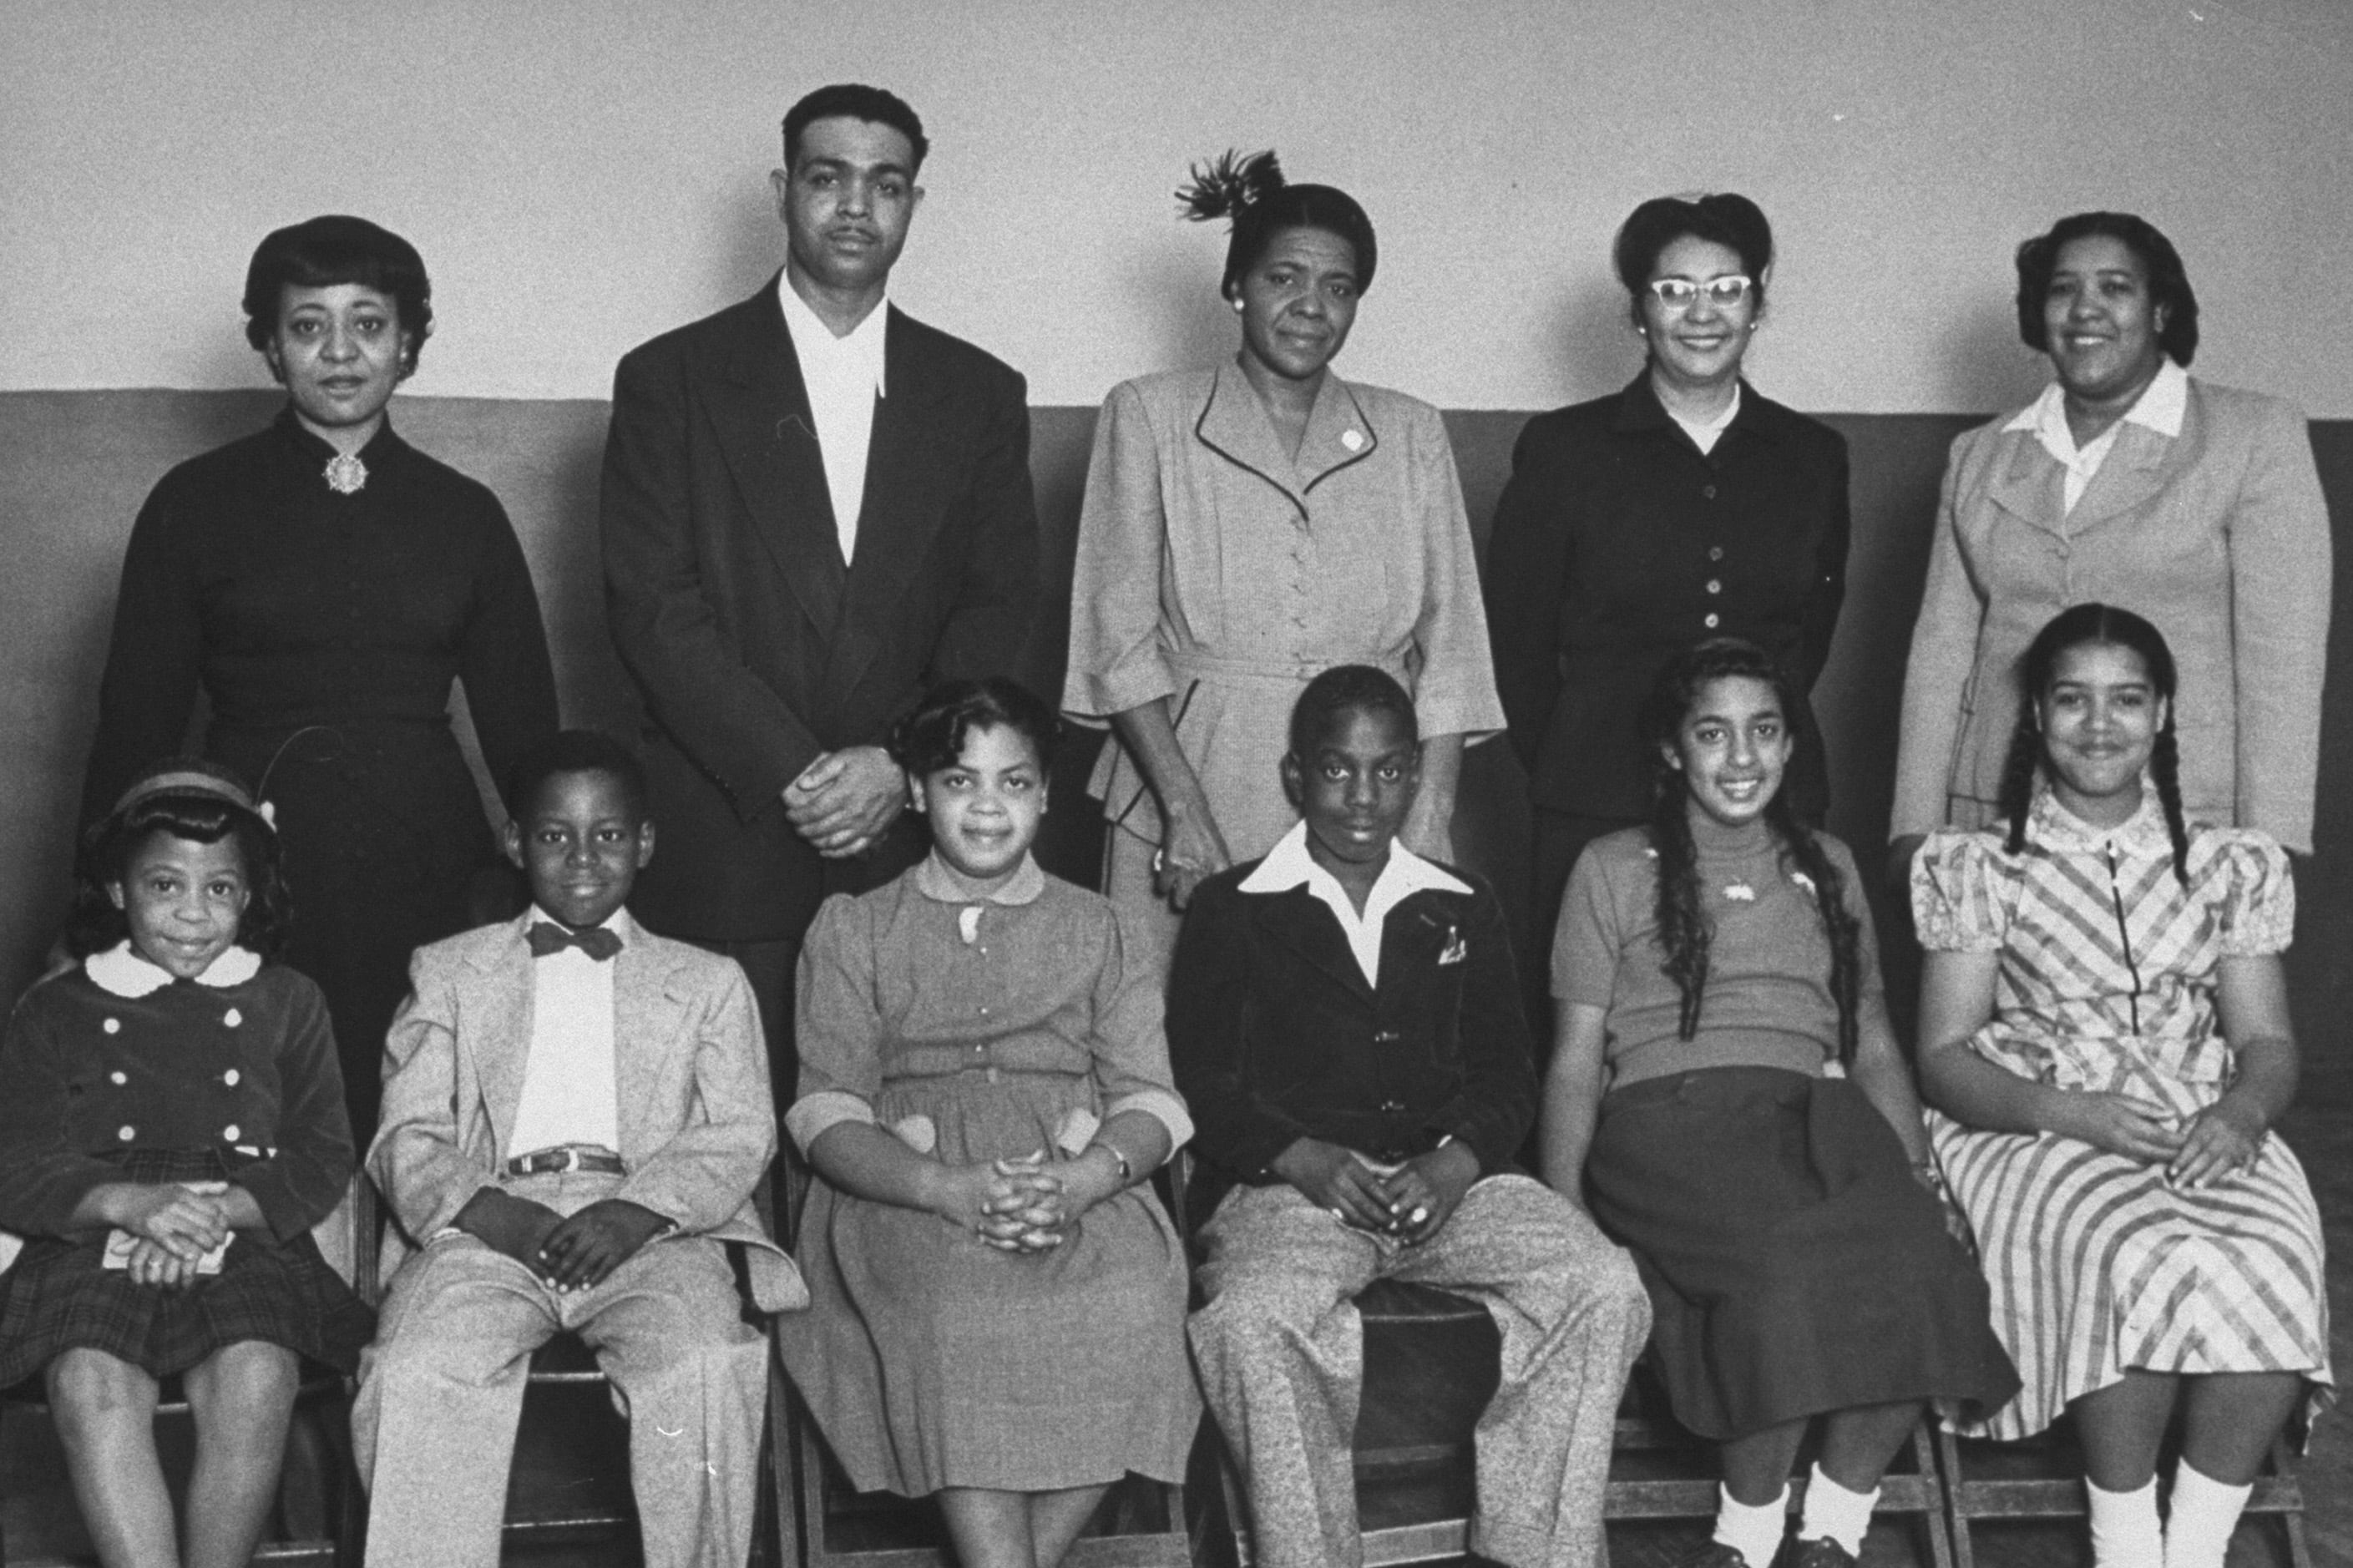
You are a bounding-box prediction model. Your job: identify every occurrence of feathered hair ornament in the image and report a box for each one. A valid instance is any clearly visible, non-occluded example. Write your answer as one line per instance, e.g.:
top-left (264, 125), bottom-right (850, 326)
top-left (1176, 149), bottom-right (1285, 223)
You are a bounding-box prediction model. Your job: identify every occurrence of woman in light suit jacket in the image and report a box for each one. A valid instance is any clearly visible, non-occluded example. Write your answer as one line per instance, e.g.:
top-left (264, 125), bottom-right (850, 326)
top-left (1892, 211), bottom-right (2330, 866)
top-left (1063, 151), bottom-right (1502, 972)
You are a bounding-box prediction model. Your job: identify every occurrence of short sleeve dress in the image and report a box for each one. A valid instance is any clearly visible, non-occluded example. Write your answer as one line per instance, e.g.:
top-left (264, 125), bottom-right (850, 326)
top-left (0, 946), bottom-right (374, 1389)
top-left (1911, 788), bottom-right (2330, 1439)
top-left (772, 856), bottom-right (1199, 1496)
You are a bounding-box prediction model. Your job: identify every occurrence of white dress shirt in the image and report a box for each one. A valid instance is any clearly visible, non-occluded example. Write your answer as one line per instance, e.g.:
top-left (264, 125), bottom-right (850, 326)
top-left (505, 908), bottom-right (629, 1157)
top-left (777, 273), bottom-right (888, 564)
top-left (2007, 356), bottom-right (2189, 514)
top-left (1237, 822), bottom-right (1472, 987)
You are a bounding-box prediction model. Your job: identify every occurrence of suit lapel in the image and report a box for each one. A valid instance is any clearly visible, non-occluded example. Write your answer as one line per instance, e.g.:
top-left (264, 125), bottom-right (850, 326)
top-left (611, 936), bottom-right (681, 1169)
top-left (706, 279), bottom-right (847, 636)
top-left (1194, 361), bottom-right (1308, 520)
top-left (1193, 362), bottom-right (1380, 520)
top-left (1261, 887), bottom-right (1374, 1000)
top-left (1294, 374), bottom-right (1379, 496)
top-left (1981, 427), bottom-right (2067, 539)
top-left (2067, 413), bottom-right (2187, 534)
top-left (470, 921), bottom-right (536, 1155)
top-left (1375, 894), bottom-right (1459, 1000)
top-left (827, 306), bottom-right (955, 698)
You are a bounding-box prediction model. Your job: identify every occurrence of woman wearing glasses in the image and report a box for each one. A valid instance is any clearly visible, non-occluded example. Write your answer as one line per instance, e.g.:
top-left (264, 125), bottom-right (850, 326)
top-left (1890, 212), bottom-right (2330, 876)
top-left (1486, 193), bottom-right (1850, 1014)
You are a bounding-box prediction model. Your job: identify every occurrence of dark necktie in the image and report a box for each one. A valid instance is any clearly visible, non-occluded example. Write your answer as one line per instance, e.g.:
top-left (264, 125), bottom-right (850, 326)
top-left (527, 921), bottom-right (622, 962)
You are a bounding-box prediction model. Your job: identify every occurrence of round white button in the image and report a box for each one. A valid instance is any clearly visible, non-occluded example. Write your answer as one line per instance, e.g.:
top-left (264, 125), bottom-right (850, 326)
top-left (103, 1019), bottom-right (121, 1035)
top-left (118, 1125), bottom-right (136, 1141)
top-left (1703, 613), bottom-right (1721, 629)
top-left (224, 1008), bottom-right (242, 1028)
top-left (224, 1069), bottom-right (240, 1086)
top-left (110, 1070), bottom-right (128, 1085)
top-left (222, 1124), bottom-right (241, 1142)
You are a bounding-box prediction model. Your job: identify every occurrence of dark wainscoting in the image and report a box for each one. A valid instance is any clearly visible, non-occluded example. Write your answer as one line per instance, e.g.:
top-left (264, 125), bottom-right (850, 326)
top-left (3, 391), bottom-right (2348, 1027)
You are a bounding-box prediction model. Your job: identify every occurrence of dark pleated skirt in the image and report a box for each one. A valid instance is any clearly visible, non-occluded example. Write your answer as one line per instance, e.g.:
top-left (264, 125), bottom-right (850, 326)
top-left (0, 1150), bottom-right (375, 1389)
top-left (1586, 1066), bottom-right (2019, 1441)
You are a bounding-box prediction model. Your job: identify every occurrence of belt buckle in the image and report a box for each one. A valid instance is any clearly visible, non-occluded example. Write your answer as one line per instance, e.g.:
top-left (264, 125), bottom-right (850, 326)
top-left (548, 1147), bottom-right (580, 1174)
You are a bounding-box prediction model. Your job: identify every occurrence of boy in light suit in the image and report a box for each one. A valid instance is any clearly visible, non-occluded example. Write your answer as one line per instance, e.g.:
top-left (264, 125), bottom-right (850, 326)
top-left (355, 731), bottom-right (804, 1568)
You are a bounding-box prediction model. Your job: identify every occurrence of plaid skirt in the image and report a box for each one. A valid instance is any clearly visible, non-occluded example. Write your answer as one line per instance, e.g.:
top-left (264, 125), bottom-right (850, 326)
top-left (0, 1149), bottom-right (374, 1389)
top-left (1587, 1067), bottom-right (2020, 1441)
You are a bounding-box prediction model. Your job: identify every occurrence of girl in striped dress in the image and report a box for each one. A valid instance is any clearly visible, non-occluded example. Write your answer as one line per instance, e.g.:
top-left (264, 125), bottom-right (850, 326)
top-left (1913, 602), bottom-right (2328, 1568)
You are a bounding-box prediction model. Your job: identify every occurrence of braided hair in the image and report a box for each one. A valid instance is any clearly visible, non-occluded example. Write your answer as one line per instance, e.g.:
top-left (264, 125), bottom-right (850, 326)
top-left (1996, 603), bottom-right (2191, 884)
top-left (1641, 639), bottom-right (1862, 1064)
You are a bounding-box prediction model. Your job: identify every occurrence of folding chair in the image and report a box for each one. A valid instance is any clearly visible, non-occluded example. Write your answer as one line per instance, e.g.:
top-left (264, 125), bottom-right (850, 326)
top-left (1601, 1367), bottom-right (1955, 1567)
top-left (1936, 1420), bottom-right (2313, 1568)
top-left (1168, 1151), bottom-right (1496, 1568)
top-left (352, 1175), bottom-right (791, 1565)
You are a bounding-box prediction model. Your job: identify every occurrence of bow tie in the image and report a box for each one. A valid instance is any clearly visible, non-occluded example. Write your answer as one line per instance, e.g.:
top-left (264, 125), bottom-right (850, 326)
top-left (527, 921), bottom-right (622, 962)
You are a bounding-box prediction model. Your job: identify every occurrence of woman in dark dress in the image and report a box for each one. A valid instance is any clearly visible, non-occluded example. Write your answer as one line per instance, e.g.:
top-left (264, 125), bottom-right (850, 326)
top-left (80, 215), bottom-right (559, 1136)
top-left (1485, 194), bottom-right (1850, 1024)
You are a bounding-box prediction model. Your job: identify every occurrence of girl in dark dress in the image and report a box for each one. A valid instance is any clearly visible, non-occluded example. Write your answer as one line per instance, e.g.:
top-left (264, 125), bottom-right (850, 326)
top-left (1485, 195), bottom-right (1850, 1028)
top-left (1541, 641), bottom-right (2015, 1568)
top-left (80, 216), bottom-right (559, 1136)
top-left (0, 761), bottom-right (372, 1568)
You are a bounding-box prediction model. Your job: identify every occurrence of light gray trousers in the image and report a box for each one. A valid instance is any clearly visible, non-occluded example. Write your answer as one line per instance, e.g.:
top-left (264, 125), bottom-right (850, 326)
top-left (352, 1171), bottom-right (768, 1568)
top-left (1190, 1176), bottom-right (1650, 1568)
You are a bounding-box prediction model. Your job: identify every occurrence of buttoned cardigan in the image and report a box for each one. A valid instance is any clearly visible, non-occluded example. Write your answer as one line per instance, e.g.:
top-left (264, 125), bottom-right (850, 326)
top-left (1485, 376), bottom-right (1850, 822)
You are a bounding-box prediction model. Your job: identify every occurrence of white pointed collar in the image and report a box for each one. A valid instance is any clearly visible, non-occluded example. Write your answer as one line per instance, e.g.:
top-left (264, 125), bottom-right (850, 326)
top-left (86, 941), bottom-right (262, 998)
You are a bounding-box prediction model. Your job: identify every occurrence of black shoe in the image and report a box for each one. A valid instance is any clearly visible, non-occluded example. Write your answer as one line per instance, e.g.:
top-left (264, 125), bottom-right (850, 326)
top-left (1675, 1544), bottom-right (1763, 1568)
top-left (1780, 1537), bottom-right (1860, 1568)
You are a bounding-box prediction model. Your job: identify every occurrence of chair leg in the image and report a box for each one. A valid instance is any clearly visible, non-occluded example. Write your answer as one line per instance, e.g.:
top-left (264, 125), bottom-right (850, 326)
top-left (1936, 1426), bottom-right (1974, 1568)
top-left (1912, 1421), bottom-right (1955, 1568)
top-left (767, 1353), bottom-right (801, 1568)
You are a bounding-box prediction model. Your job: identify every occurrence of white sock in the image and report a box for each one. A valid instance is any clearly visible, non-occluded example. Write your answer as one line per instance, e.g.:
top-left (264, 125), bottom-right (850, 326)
top-left (1798, 1461), bottom-right (1880, 1555)
top-left (1713, 1482), bottom-right (1788, 1567)
top-left (2163, 1459), bottom-right (2254, 1568)
top-left (2086, 1474), bottom-right (2163, 1568)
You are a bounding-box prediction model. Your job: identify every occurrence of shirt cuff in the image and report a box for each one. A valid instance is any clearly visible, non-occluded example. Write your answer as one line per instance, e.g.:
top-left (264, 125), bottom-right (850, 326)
top-left (783, 1090), bottom-right (877, 1157)
top-left (1102, 1089), bottom-right (1194, 1163)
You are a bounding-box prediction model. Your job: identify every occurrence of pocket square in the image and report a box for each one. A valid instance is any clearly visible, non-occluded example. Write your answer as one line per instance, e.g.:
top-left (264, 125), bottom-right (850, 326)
top-left (1437, 926), bottom-right (1467, 966)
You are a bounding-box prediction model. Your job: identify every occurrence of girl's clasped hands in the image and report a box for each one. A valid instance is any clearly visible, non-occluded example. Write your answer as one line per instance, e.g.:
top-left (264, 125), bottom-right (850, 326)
top-left (106, 1179), bottom-right (234, 1289)
top-left (2067, 1089), bottom-right (2263, 1190)
top-left (947, 1148), bottom-right (1123, 1253)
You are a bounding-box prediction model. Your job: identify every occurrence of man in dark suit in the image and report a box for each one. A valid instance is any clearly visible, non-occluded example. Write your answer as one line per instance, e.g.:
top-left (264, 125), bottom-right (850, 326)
top-left (600, 83), bottom-right (1038, 1095)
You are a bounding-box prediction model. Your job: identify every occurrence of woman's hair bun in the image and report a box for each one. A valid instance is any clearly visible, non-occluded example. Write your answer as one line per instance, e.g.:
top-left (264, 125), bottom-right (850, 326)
top-left (1176, 149), bottom-right (1285, 223)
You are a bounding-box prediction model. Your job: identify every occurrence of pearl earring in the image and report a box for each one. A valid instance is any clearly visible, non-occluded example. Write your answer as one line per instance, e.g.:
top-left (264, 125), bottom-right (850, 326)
top-left (1232, 298), bottom-right (1245, 313)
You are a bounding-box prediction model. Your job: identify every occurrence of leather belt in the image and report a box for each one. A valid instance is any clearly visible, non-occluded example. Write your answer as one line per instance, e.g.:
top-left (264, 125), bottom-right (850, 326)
top-left (504, 1145), bottom-right (625, 1176)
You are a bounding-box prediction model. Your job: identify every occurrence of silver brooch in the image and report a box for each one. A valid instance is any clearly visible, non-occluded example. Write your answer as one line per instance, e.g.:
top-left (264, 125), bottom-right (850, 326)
top-left (323, 452), bottom-right (368, 495)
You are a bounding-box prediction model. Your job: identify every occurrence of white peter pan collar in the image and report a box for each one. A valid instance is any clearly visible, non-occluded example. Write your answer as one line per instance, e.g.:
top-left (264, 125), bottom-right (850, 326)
top-left (86, 942), bottom-right (262, 999)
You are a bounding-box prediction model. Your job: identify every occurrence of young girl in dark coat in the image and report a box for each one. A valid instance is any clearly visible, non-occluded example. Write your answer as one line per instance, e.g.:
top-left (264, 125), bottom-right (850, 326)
top-left (1541, 640), bottom-right (2016, 1568)
top-left (0, 760), bottom-right (370, 1568)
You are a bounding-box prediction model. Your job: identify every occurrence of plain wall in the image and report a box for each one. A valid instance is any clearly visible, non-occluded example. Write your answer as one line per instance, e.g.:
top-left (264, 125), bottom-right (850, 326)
top-left (7, 0), bottom-right (2353, 414)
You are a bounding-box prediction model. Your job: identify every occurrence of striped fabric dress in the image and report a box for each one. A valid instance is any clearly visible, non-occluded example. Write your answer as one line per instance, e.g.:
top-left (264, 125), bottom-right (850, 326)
top-left (1911, 787), bottom-right (2330, 1440)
